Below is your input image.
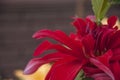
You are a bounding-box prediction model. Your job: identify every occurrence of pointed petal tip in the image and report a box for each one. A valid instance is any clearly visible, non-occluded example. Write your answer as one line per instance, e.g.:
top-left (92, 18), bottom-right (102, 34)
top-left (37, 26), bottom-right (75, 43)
top-left (33, 40), bottom-right (52, 56)
top-left (108, 16), bottom-right (118, 28)
top-left (23, 63), bottom-right (40, 75)
top-left (23, 69), bottom-right (30, 75)
top-left (32, 34), bottom-right (36, 38)
top-left (23, 67), bottom-right (34, 75)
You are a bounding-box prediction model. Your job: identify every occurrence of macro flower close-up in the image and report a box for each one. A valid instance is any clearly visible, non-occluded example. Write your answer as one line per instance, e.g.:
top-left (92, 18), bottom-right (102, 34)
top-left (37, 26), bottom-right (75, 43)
top-left (24, 0), bottom-right (120, 80)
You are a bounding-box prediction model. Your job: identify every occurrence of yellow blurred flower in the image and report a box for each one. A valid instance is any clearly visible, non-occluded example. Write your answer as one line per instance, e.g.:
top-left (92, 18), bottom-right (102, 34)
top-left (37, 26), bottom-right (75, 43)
top-left (14, 63), bottom-right (51, 80)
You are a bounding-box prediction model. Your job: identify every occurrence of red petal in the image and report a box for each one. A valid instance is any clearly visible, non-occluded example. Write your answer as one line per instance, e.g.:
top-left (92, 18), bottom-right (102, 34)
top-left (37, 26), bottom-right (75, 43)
top-left (49, 44), bottom-right (81, 57)
top-left (82, 34), bottom-right (95, 57)
top-left (112, 48), bottom-right (120, 56)
top-left (45, 57), bottom-right (85, 80)
top-left (107, 16), bottom-right (117, 28)
top-left (91, 73), bottom-right (112, 80)
top-left (33, 40), bottom-right (52, 56)
top-left (95, 28), bottom-right (104, 53)
top-left (111, 55), bottom-right (120, 61)
top-left (32, 29), bottom-right (84, 57)
top-left (108, 30), bottom-right (120, 49)
top-left (72, 18), bottom-right (86, 36)
top-left (111, 38), bottom-right (120, 49)
top-left (69, 33), bottom-right (77, 40)
top-left (83, 66), bottom-right (103, 77)
top-left (110, 61), bottom-right (120, 80)
top-left (100, 29), bottom-right (114, 51)
top-left (33, 40), bottom-right (81, 57)
top-left (90, 58), bottom-right (115, 80)
top-left (85, 17), bottom-right (95, 30)
top-left (97, 50), bottom-right (113, 67)
top-left (24, 53), bottom-right (68, 74)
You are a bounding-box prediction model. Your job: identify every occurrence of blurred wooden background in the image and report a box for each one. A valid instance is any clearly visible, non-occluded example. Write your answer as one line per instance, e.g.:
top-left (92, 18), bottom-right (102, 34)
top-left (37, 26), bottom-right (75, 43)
top-left (0, 0), bottom-right (120, 79)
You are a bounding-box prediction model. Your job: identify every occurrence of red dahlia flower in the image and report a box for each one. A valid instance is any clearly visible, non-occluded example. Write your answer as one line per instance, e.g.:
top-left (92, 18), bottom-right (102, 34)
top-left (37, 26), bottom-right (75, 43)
top-left (24, 16), bottom-right (120, 80)
top-left (89, 16), bottom-right (120, 80)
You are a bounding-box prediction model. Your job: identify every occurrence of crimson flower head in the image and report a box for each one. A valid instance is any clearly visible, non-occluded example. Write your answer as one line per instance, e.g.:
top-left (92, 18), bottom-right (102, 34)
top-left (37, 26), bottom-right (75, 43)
top-left (24, 16), bottom-right (120, 80)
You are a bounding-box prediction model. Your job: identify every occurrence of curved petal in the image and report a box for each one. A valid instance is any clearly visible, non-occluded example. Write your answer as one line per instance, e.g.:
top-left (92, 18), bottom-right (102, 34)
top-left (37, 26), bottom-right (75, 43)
top-left (34, 40), bottom-right (82, 57)
top-left (33, 40), bottom-right (52, 56)
top-left (91, 73), bottom-right (112, 80)
top-left (49, 44), bottom-right (81, 57)
top-left (90, 58), bottom-right (115, 80)
top-left (32, 29), bottom-right (84, 57)
top-left (99, 29), bottom-right (114, 51)
top-left (95, 28), bottom-right (104, 53)
top-left (45, 57), bottom-right (86, 80)
top-left (72, 18), bottom-right (87, 36)
top-left (85, 17), bottom-right (96, 31)
top-left (96, 50), bottom-right (113, 67)
top-left (107, 16), bottom-right (117, 28)
top-left (83, 66), bottom-right (103, 77)
top-left (82, 34), bottom-right (95, 57)
top-left (24, 53), bottom-right (68, 74)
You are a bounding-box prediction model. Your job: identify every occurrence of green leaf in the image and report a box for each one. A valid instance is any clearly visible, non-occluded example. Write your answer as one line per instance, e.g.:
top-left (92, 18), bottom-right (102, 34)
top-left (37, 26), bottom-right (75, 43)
top-left (91, 0), bottom-right (111, 24)
top-left (75, 70), bottom-right (84, 80)
top-left (75, 70), bottom-right (93, 80)
top-left (100, 1), bottom-right (111, 20)
top-left (92, 0), bottom-right (104, 22)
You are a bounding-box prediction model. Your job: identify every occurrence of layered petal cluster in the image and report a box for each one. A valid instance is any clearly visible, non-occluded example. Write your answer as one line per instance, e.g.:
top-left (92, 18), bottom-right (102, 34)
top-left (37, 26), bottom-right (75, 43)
top-left (24, 16), bottom-right (120, 80)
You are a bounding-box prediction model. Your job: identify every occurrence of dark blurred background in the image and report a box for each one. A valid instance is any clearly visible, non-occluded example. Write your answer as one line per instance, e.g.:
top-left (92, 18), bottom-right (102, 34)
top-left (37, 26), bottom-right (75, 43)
top-left (0, 0), bottom-right (120, 79)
